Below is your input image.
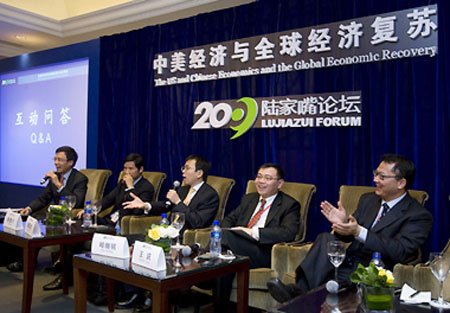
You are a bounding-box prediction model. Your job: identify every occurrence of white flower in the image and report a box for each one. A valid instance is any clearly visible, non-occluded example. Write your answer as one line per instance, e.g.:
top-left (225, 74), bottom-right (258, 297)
top-left (166, 226), bottom-right (179, 238)
top-left (158, 226), bottom-right (169, 238)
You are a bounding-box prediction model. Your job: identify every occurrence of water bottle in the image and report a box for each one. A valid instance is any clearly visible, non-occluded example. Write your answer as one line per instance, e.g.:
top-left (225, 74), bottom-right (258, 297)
top-left (82, 201), bottom-right (92, 227)
top-left (160, 213), bottom-right (170, 226)
top-left (370, 251), bottom-right (385, 268)
top-left (59, 196), bottom-right (66, 206)
top-left (209, 220), bottom-right (222, 255)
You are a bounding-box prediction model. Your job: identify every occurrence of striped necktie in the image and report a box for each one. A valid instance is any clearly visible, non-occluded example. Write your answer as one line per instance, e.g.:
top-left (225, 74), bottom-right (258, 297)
top-left (247, 199), bottom-right (267, 228)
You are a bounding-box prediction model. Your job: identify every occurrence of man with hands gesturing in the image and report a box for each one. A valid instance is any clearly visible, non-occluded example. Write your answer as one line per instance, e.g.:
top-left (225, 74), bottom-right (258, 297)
top-left (267, 154), bottom-right (433, 303)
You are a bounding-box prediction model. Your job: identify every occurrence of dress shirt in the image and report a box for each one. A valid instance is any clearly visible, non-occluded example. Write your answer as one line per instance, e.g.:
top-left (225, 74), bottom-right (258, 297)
top-left (250, 193), bottom-right (278, 241)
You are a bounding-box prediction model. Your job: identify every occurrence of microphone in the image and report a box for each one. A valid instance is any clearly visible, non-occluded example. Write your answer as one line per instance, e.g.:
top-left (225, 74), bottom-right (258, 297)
top-left (326, 280), bottom-right (339, 293)
top-left (165, 180), bottom-right (181, 207)
top-left (182, 243), bottom-right (200, 256)
top-left (40, 176), bottom-right (50, 185)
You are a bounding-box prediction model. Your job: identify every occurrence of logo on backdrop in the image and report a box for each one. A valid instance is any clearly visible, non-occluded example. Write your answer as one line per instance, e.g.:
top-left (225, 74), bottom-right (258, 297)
top-left (153, 5), bottom-right (437, 87)
top-left (192, 91), bottom-right (362, 139)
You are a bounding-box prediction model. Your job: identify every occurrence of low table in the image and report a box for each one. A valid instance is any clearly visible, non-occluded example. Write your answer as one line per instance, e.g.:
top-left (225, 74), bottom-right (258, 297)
top-left (73, 252), bottom-right (250, 313)
top-left (269, 284), bottom-right (450, 313)
top-left (0, 221), bottom-right (114, 313)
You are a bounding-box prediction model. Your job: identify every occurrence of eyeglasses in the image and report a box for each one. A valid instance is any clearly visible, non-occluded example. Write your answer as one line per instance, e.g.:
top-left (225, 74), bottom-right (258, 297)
top-left (373, 170), bottom-right (401, 181)
top-left (181, 166), bottom-right (195, 172)
top-left (255, 174), bottom-right (279, 182)
top-left (53, 157), bottom-right (68, 162)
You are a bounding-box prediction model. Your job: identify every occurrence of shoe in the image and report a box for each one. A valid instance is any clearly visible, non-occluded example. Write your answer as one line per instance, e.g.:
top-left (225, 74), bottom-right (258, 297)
top-left (43, 259), bottom-right (61, 274)
top-left (115, 293), bottom-right (144, 310)
top-left (90, 294), bottom-right (107, 306)
top-left (43, 275), bottom-right (62, 291)
top-left (133, 303), bottom-right (151, 313)
top-left (267, 278), bottom-right (302, 303)
top-left (7, 261), bottom-right (23, 272)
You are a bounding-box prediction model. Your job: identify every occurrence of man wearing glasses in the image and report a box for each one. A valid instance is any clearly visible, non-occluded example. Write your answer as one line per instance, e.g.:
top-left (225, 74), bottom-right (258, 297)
top-left (123, 154), bottom-right (219, 234)
top-left (267, 154), bottom-right (433, 303)
top-left (6, 146), bottom-right (87, 272)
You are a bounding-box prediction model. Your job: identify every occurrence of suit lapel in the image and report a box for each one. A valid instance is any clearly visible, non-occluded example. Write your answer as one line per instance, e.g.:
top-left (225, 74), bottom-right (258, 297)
top-left (243, 194), bottom-right (260, 225)
top-left (188, 184), bottom-right (204, 207)
top-left (264, 192), bottom-right (282, 226)
top-left (360, 198), bottom-right (381, 229)
top-left (372, 195), bottom-right (410, 232)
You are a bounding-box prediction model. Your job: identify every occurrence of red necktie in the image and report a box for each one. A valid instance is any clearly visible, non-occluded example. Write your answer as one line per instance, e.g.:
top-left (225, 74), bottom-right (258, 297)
top-left (247, 199), bottom-right (267, 228)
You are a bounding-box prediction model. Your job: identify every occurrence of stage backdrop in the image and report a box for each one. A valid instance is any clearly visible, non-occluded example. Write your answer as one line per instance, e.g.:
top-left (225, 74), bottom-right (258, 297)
top-left (97, 0), bottom-right (449, 255)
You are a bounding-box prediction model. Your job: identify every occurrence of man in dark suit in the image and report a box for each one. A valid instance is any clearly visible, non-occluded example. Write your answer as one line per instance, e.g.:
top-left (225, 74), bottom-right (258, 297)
top-left (221, 163), bottom-right (300, 268)
top-left (6, 146), bottom-right (88, 273)
top-left (267, 154), bottom-right (433, 303)
top-left (87, 153), bottom-right (155, 227)
top-left (123, 154), bottom-right (219, 235)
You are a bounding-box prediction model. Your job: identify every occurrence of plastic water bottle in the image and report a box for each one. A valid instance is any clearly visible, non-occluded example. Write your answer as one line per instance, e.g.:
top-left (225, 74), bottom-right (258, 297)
top-left (59, 196), bottom-right (66, 206)
top-left (82, 201), bottom-right (92, 227)
top-left (209, 220), bottom-right (222, 255)
top-left (160, 213), bottom-right (170, 226)
top-left (370, 251), bottom-right (385, 268)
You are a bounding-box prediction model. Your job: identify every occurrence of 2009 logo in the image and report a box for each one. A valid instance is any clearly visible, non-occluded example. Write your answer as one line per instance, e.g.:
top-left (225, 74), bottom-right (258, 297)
top-left (192, 97), bottom-right (258, 139)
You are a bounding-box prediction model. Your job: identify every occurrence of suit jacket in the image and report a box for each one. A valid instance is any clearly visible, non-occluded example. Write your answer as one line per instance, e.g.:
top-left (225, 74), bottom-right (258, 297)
top-left (340, 192), bottom-right (433, 269)
top-left (151, 183), bottom-right (219, 231)
top-left (100, 177), bottom-right (154, 220)
top-left (222, 191), bottom-right (300, 246)
top-left (29, 168), bottom-right (87, 213)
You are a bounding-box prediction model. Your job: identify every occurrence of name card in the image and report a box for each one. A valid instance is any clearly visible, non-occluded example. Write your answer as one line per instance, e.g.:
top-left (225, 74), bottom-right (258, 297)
top-left (132, 263), bottom-right (167, 279)
top-left (91, 254), bottom-right (130, 270)
top-left (24, 216), bottom-right (42, 238)
top-left (132, 240), bottom-right (166, 273)
top-left (4, 210), bottom-right (23, 230)
top-left (91, 233), bottom-right (129, 259)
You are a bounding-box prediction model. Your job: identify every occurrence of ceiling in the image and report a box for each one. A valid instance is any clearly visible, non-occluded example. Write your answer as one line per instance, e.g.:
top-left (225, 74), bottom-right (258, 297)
top-left (0, 0), bottom-right (254, 60)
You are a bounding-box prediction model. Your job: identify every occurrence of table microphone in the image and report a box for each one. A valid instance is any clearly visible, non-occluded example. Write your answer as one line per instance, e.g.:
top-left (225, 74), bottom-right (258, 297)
top-left (326, 280), bottom-right (339, 293)
top-left (182, 243), bottom-right (200, 256)
top-left (165, 180), bottom-right (181, 207)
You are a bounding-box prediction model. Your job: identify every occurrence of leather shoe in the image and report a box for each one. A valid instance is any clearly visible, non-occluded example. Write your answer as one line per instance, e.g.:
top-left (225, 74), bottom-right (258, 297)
top-left (7, 261), bottom-right (23, 272)
top-left (43, 275), bottom-right (62, 291)
top-left (43, 259), bottom-right (61, 274)
top-left (116, 293), bottom-right (144, 310)
top-left (267, 278), bottom-right (302, 303)
top-left (133, 303), bottom-right (151, 313)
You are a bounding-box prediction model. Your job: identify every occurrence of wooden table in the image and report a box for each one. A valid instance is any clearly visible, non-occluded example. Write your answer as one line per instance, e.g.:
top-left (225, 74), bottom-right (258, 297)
top-left (73, 252), bottom-right (250, 313)
top-left (269, 284), bottom-right (450, 313)
top-left (0, 221), bottom-right (114, 313)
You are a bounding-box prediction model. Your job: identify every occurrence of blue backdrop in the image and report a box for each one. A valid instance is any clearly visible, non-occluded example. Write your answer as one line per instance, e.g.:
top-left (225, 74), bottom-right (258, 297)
top-left (97, 0), bottom-right (449, 257)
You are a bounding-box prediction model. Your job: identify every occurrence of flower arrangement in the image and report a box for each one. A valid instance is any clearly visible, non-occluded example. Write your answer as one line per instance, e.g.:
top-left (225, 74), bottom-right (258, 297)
top-left (145, 224), bottom-right (179, 253)
top-left (350, 263), bottom-right (395, 287)
top-left (351, 263), bottom-right (395, 311)
top-left (46, 204), bottom-right (69, 226)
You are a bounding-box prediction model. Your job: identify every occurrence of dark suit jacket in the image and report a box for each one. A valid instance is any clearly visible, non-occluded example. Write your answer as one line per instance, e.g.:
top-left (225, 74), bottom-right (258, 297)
top-left (100, 177), bottom-right (154, 221)
top-left (300, 191), bottom-right (433, 289)
top-left (222, 191), bottom-right (300, 245)
top-left (151, 183), bottom-right (219, 232)
top-left (221, 191), bottom-right (300, 268)
top-left (341, 192), bottom-right (433, 269)
top-left (29, 168), bottom-right (87, 213)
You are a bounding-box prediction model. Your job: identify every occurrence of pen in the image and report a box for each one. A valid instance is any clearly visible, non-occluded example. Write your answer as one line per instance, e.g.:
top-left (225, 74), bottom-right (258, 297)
top-left (409, 290), bottom-right (421, 298)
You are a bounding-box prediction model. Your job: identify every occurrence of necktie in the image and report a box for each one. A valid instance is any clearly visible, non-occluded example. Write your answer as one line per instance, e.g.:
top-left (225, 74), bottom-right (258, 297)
top-left (372, 203), bottom-right (390, 228)
top-left (59, 175), bottom-right (65, 186)
top-left (247, 199), bottom-right (267, 228)
top-left (183, 187), bottom-right (194, 205)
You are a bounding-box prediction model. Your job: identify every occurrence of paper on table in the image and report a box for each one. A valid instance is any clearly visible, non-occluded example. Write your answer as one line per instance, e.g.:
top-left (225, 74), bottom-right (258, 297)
top-left (0, 208), bottom-right (22, 213)
top-left (400, 283), bottom-right (431, 304)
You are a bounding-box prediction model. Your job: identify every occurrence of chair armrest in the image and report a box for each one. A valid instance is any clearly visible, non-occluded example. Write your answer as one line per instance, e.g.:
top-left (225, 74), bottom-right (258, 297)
top-left (271, 241), bottom-right (312, 284)
top-left (129, 216), bottom-right (161, 235)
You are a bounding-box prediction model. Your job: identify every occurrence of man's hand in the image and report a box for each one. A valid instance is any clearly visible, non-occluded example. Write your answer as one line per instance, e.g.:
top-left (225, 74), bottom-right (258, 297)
top-left (46, 170), bottom-right (60, 188)
top-left (122, 193), bottom-right (147, 209)
top-left (122, 174), bottom-right (134, 189)
top-left (231, 226), bottom-right (253, 236)
top-left (166, 189), bottom-right (181, 205)
top-left (76, 210), bottom-right (84, 219)
top-left (320, 201), bottom-right (347, 225)
top-left (332, 215), bottom-right (361, 237)
top-left (20, 207), bottom-right (31, 215)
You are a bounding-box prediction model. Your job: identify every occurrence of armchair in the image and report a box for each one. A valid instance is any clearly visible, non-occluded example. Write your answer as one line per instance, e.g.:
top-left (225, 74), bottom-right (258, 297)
top-left (191, 180), bottom-right (316, 311)
top-left (394, 239), bottom-right (450, 301)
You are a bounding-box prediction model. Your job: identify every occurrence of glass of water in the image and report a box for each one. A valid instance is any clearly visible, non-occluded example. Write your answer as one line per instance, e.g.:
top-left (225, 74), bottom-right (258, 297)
top-left (92, 202), bottom-right (101, 227)
top-left (429, 252), bottom-right (450, 308)
top-left (327, 240), bottom-right (346, 282)
top-left (65, 195), bottom-right (76, 224)
top-left (170, 212), bottom-right (185, 249)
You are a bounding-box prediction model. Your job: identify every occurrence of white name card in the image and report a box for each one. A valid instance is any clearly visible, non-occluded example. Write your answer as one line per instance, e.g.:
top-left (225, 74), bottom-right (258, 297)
top-left (132, 240), bottom-right (166, 273)
top-left (132, 263), bottom-right (167, 279)
top-left (4, 210), bottom-right (23, 230)
top-left (91, 233), bottom-right (129, 259)
top-left (91, 254), bottom-right (130, 270)
top-left (25, 216), bottom-right (42, 238)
